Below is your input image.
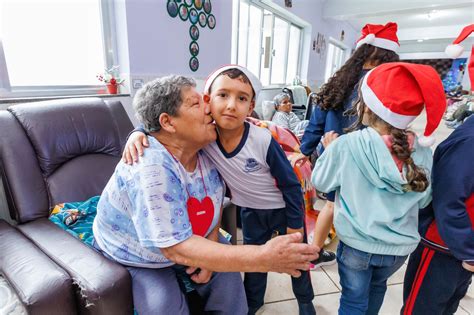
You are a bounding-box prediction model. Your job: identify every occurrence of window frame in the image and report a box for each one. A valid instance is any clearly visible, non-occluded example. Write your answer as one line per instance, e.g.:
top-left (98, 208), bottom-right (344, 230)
top-left (232, 0), bottom-right (310, 87)
top-left (0, 0), bottom-right (120, 99)
top-left (324, 37), bottom-right (350, 83)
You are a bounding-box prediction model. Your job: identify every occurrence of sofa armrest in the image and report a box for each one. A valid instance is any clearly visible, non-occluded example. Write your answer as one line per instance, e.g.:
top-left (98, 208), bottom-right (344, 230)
top-left (0, 219), bottom-right (75, 314)
top-left (17, 218), bottom-right (133, 315)
top-left (221, 198), bottom-right (237, 245)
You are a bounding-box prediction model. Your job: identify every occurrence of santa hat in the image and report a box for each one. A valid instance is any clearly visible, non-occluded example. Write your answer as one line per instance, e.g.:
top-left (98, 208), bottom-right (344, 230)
top-left (445, 24), bottom-right (474, 59)
top-left (355, 22), bottom-right (400, 52)
top-left (204, 65), bottom-right (262, 99)
top-left (361, 62), bottom-right (446, 147)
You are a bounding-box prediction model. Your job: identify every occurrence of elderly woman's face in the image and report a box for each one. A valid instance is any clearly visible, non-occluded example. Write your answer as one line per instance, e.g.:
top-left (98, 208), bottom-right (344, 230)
top-left (174, 86), bottom-right (216, 146)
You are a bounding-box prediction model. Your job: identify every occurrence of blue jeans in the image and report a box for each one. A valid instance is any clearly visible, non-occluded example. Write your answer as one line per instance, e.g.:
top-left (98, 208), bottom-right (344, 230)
top-left (337, 241), bottom-right (407, 315)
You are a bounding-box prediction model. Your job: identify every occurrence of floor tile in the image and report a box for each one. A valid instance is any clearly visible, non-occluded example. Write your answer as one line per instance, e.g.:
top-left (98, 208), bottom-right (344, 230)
top-left (263, 268), bottom-right (339, 303)
top-left (379, 283), bottom-right (404, 314)
top-left (459, 282), bottom-right (474, 314)
top-left (320, 262), bottom-right (341, 290)
top-left (310, 267), bottom-right (341, 295)
top-left (387, 262), bottom-right (407, 286)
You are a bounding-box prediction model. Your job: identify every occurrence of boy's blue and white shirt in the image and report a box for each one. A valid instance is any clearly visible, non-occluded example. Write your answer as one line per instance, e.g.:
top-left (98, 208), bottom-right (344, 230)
top-left (204, 122), bottom-right (304, 229)
top-left (93, 136), bottom-right (224, 268)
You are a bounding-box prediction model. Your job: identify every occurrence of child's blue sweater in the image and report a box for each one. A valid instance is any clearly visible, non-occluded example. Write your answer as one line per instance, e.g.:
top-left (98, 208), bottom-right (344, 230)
top-left (312, 128), bottom-right (433, 256)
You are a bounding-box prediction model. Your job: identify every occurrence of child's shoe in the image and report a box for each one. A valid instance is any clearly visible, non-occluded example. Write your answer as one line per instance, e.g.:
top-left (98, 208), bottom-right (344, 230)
top-left (310, 249), bottom-right (336, 269)
top-left (297, 301), bottom-right (316, 315)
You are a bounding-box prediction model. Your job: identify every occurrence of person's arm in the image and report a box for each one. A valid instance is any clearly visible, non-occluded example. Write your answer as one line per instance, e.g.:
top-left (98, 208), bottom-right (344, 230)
top-left (266, 137), bottom-right (305, 231)
top-left (299, 106), bottom-right (327, 157)
top-left (311, 137), bottom-right (342, 193)
top-left (431, 138), bottom-right (474, 266)
top-left (161, 232), bottom-right (318, 277)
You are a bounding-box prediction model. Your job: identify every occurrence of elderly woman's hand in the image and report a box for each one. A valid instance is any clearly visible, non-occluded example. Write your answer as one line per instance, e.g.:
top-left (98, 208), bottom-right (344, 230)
top-left (262, 232), bottom-right (319, 277)
top-left (123, 131), bottom-right (148, 164)
top-left (187, 267), bottom-right (213, 283)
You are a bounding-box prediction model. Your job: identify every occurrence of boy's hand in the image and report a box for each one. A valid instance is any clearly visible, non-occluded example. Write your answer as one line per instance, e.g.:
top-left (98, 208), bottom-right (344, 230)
top-left (462, 261), bottom-right (474, 272)
top-left (286, 227), bottom-right (304, 240)
top-left (290, 153), bottom-right (308, 167)
top-left (122, 131), bottom-right (148, 164)
top-left (322, 131), bottom-right (339, 148)
top-left (186, 266), bottom-right (213, 283)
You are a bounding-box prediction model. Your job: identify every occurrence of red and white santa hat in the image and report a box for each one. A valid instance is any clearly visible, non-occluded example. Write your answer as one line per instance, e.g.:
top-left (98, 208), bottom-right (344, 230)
top-left (204, 65), bottom-right (262, 99)
top-left (445, 24), bottom-right (474, 91)
top-left (445, 24), bottom-right (474, 59)
top-left (361, 62), bottom-right (446, 147)
top-left (356, 22), bottom-right (400, 52)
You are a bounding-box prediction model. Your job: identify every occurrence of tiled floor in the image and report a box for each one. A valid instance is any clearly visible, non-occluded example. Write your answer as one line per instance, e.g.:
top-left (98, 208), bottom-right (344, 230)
top-left (236, 229), bottom-right (473, 315)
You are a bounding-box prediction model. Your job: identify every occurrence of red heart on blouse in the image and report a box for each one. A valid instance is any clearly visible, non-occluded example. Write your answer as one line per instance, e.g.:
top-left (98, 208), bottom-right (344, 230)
top-left (187, 196), bottom-right (214, 237)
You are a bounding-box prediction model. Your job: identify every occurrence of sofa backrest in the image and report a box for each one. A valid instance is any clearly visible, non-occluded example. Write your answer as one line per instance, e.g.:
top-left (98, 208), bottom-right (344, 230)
top-left (0, 97), bottom-right (133, 223)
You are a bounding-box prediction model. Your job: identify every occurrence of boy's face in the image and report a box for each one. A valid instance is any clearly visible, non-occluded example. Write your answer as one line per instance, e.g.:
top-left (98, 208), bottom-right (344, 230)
top-left (205, 74), bottom-right (255, 131)
top-left (278, 98), bottom-right (292, 113)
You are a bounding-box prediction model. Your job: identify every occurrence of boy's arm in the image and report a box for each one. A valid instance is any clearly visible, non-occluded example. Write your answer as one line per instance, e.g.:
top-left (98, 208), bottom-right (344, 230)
top-left (299, 106), bottom-right (327, 157)
top-left (266, 137), bottom-right (305, 230)
top-left (431, 138), bottom-right (474, 265)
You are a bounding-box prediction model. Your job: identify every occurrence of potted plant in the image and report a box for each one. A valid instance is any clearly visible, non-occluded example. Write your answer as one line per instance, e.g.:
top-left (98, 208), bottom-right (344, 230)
top-left (97, 65), bottom-right (124, 94)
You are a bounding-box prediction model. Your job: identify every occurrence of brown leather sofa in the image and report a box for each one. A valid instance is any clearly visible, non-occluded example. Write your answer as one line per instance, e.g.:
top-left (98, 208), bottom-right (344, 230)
top-left (0, 97), bottom-right (237, 314)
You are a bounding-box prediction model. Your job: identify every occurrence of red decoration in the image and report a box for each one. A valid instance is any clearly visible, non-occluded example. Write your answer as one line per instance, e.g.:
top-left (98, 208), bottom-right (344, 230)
top-left (186, 196), bottom-right (214, 236)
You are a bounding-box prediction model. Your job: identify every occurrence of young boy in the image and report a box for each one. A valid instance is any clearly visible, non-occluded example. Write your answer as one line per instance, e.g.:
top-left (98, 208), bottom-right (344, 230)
top-left (271, 92), bottom-right (308, 137)
top-left (125, 65), bottom-right (316, 315)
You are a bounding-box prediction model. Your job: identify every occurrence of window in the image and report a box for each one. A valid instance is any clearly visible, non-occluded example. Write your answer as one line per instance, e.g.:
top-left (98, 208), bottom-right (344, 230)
top-left (324, 39), bottom-right (349, 83)
top-left (0, 0), bottom-right (118, 98)
top-left (233, 0), bottom-right (306, 86)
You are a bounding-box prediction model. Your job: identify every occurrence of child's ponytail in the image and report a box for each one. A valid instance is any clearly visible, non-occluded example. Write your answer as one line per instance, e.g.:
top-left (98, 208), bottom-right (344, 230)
top-left (390, 128), bottom-right (429, 192)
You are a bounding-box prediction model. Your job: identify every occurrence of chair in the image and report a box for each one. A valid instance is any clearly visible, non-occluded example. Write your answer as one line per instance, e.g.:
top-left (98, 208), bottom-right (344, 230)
top-left (305, 92), bottom-right (318, 120)
top-left (0, 97), bottom-right (238, 313)
top-left (0, 97), bottom-right (134, 314)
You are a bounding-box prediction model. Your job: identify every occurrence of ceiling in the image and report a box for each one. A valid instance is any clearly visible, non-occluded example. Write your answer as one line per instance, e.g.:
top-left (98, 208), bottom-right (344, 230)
top-left (322, 0), bottom-right (474, 55)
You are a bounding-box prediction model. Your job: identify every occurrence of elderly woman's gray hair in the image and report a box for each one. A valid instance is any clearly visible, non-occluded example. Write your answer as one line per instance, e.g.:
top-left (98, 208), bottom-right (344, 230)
top-left (133, 75), bottom-right (196, 132)
top-left (273, 92), bottom-right (291, 109)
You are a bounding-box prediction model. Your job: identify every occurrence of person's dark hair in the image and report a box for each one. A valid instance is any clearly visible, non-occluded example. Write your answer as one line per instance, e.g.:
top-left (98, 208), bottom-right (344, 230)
top-left (208, 68), bottom-right (256, 100)
top-left (133, 75), bottom-right (195, 133)
top-left (347, 93), bottom-right (429, 192)
top-left (316, 44), bottom-right (399, 111)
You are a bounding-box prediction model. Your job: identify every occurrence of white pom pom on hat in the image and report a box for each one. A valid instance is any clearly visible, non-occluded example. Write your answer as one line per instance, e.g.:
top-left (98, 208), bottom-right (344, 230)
top-left (417, 135), bottom-right (436, 147)
top-left (445, 44), bottom-right (464, 59)
top-left (445, 24), bottom-right (474, 59)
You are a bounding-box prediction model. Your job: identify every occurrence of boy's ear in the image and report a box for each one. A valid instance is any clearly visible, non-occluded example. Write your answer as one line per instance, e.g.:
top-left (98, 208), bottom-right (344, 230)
top-left (247, 100), bottom-right (255, 116)
top-left (203, 94), bottom-right (211, 103)
top-left (158, 113), bottom-right (176, 133)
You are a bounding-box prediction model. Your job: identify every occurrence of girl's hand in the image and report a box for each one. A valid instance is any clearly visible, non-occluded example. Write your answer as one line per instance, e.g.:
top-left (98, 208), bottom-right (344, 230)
top-left (322, 131), bottom-right (339, 148)
top-left (122, 131), bottom-right (148, 164)
top-left (290, 153), bottom-right (308, 167)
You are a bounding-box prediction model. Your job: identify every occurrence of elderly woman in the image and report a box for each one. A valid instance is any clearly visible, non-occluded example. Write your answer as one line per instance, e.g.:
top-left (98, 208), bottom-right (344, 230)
top-left (92, 75), bottom-right (318, 315)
